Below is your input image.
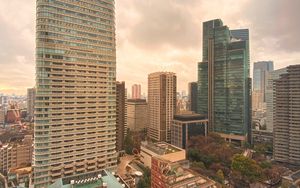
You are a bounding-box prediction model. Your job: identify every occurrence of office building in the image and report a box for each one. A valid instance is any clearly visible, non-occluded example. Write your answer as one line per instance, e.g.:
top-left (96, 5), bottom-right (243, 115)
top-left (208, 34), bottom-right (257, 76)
top-left (151, 156), bottom-right (217, 188)
top-left (148, 72), bottom-right (176, 142)
top-left (34, 0), bottom-right (117, 187)
top-left (131, 84), bottom-right (141, 99)
top-left (188, 82), bottom-right (198, 112)
top-left (171, 112), bottom-right (208, 149)
top-left (116, 81), bottom-right (127, 152)
top-left (197, 19), bottom-right (251, 143)
top-left (253, 61), bottom-right (274, 110)
top-left (0, 135), bottom-right (33, 175)
top-left (265, 68), bottom-right (287, 132)
top-left (27, 88), bottom-right (36, 121)
top-left (140, 141), bottom-right (185, 168)
top-left (273, 65), bottom-right (300, 166)
top-left (127, 99), bottom-right (147, 132)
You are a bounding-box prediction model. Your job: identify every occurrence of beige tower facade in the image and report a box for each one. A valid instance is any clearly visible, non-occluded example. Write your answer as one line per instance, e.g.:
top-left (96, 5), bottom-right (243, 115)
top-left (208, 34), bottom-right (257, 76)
top-left (147, 72), bottom-right (176, 142)
top-left (116, 81), bottom-right (127, 152)
top-left (34, 0), bottom-right (117, 187)
top-left (273, 65), bottom-right (300, 166)
top-left (127, 99), bottom-right (147, 132)
top-left (27, 88), bottom-right (36, 121)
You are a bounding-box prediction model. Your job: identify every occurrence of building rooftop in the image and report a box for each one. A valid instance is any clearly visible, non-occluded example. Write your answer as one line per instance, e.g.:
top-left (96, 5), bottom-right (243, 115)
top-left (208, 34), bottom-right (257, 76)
top-left (49, 170), bottom-right (128, 188)
top-left (126, 99), bottom-right (147, 103)
top-left (141, 141), bottom-right (182, 155)
top-left (174, 111), bottom-right (208, 121)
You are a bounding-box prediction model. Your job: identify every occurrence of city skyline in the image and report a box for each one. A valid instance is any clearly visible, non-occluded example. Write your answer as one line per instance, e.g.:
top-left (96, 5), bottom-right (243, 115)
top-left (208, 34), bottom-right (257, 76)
top-left (1, 0), bottom-right (300, 95)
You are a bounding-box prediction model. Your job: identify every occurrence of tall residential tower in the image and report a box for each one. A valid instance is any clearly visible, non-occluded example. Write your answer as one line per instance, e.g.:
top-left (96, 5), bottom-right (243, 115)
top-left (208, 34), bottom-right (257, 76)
top-left (273, 65), bottom-right (300, 166)
top-left (148, 72), bottom-right (176, 142)
top-left (34, 0), bottom-right (117, 187)
top-left (197, 19), bottom-right (251, 143)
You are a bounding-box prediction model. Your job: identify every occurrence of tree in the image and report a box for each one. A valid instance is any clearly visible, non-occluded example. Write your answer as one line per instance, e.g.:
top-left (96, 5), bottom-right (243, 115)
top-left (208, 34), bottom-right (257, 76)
top-left (216, 169), bottom-right (225, 183)
top-left (124, 131), bottom-right (134, 154)
top-left (231, 154), bottom-right (263, 183)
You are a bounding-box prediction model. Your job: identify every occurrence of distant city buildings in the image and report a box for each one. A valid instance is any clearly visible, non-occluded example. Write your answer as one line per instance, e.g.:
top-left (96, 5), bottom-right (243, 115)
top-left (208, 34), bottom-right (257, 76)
top-left (147, 72), bottom-right (176, 142)
top-left (0, 135), bottom-right (33, 175)
top-left (34, 0), bottom-right (117, 187)
top-left (273, 65), bottom-right (300, 166)
top-left (265, 68), bottom-right (287, 132)
top-left (131, 84), bottom-right (141, 99)
top-left (116, 81), bottom-right (127, 152)
top-left (253, 61), bottom-right (274, 111)
top-left (26, 88), bottom-right (35, 122)
top-left (188, 82), bottom-right (198, 112)
top-left (171, 112), bottom-right (208, 149)
top-left (127, 99), bottom-right (147, 132)
top-left (197, 19), bottom-right (251, 143)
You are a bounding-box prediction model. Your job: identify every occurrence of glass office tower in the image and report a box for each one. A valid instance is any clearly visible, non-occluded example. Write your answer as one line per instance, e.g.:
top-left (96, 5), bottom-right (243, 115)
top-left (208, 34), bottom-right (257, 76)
top-left (197, 19), bottom-right (251, 143)
top-left (34, 0), bottom-right (117, 187)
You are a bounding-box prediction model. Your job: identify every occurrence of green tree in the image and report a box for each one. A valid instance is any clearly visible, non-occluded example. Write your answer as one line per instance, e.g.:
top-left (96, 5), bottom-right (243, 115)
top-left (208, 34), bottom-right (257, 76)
top-left (216, 169), bottom-right (225, 183)
top-left (231, 154), bottom-right (263, 183)
top-left (124, 131), bottom-right (134, 154)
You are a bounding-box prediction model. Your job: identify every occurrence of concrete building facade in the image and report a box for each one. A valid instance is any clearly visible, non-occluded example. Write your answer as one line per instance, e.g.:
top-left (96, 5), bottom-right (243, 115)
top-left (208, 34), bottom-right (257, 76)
top-left (116, 81), bottom-right (127, 152)
top-left (34, 0), bottom-right (117, 187)
top-left (131, 84), bottom-right (141, 99)
top-left (27, 88), bottom-right (36, 121)
top-left (127, 99), bottom-right (147, 132)
top-left (148, 72), bottom-right (176, 142)
top-left (273, 65), bottom-right (300, 166)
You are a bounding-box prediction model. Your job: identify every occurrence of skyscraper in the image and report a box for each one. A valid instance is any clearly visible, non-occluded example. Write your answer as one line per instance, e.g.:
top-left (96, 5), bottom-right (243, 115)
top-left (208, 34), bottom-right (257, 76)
top-left (197, 19), bottom-right (251, 143)
top-left (253, 61), bottom-right (274, 110)
top-left (27, 88), bottom-right (35, 121)
top-left (131, 84), bottom-right (141, 99)
top-left (273, 65), bottom-right (300, 166)
top-left (148, 72), bottom-right (176, 142)
top-left (116, 81), bottom-right (127, 152)
top-left (188, 82), bottom-right (198, 112)
top-left (265, 68), bottom-right (287, 132)
top-left (34, 1), bottom-right (117, 187)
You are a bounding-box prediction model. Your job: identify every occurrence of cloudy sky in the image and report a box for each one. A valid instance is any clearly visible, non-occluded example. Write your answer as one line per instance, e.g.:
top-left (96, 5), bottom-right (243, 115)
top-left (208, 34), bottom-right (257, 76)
top-left (0, 0), bottom-right (300, 95)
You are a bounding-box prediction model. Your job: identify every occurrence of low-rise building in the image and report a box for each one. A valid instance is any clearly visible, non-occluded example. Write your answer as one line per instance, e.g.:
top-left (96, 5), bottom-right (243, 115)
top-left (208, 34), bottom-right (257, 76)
top-left (151, 156), bottom-right (217, 188)
top-left (49, 170), bottom-right (129, 188)
top-left (281, 170), bottom-right (300, 187)
top-left (252, 129), bottom-right (273, 145)
top-left (140, 142), bottom-right (185, 168)
top-left (171, 112), bottom-right (208, 149)
top-left (0, 135), bottom-right (33, 175)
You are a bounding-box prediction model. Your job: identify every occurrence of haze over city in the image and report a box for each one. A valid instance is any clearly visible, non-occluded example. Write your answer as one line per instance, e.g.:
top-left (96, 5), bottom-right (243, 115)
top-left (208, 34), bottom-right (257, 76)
top-left (0, 0), bottom-right (300, 94)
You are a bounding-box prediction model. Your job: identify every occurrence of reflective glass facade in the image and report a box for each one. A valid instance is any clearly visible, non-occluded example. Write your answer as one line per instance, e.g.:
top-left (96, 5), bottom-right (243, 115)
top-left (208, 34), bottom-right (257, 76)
top-left (197, 19), bottom-right (251, 140)
top-left (34, 0), bottom-right (117, 187)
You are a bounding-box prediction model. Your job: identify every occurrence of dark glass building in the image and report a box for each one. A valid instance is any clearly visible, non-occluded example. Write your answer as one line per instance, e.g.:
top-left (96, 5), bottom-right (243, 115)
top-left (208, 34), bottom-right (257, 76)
top-left (188, 82), bottom-right (198, 112)
top-left (197, 19), bottom-right (251, 143)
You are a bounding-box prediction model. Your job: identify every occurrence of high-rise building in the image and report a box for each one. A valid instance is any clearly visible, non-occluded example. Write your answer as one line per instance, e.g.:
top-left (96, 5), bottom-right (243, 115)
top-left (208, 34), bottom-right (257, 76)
top-left (148, 72), bottom-right (176, 142)
top-left (265, 68), bottom-right (287, 132)
top-left (131, 84), bottom-right (141, 99)
top-left (188, 82), bottom-right (198, 112)
top-left (127, 99), bottom-right (147, 132)
top-left (253, 61), bottom-right (274, 110)
top-left (27, 88), bottom-right (36, 121)
top-left (116, 81), bottom-right (127, 152)
top-left (273, 65), bottom-right (300, 166)
top-left (34, 1), bottom-right (117, 187)
top-left (197, 19), bottom-right (251, 143)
